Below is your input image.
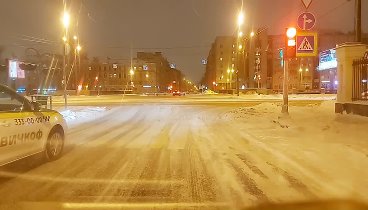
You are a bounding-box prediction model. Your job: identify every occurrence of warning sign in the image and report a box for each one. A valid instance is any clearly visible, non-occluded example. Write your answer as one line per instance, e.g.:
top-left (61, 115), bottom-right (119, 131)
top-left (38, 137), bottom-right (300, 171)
top-left (296, 32), bottom-right (318, 57)
top-left (298, 37), bottom-right (313, 51)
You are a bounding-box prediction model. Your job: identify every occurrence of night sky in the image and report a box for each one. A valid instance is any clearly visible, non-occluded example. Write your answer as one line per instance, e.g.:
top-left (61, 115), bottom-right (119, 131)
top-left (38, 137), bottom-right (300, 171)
top-left (0, 0), bottom-right (367, 82)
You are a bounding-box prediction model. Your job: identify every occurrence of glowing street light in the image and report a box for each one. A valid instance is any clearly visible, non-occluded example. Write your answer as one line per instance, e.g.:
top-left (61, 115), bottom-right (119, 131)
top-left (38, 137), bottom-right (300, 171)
top-left (238, 31), bottom-right (243, 37)
top-left (250, 31), bottom-right (255, 37)
top-left (62, 36), bottom-right (67, 42)
top-left (76, 44), bottom-right (82, 52)
top-left (237, 11), bottom-right (244, 27)
top-left (299, 68), bottom-right (303, 72)
top-left (146, 73), bottom-right (149, 78)
top-left (62, 11), bottom-right (70, 29)
top-left (130, 69), bottom-right (134, 76)
top-left (73, 35), bottom-right (78, 40)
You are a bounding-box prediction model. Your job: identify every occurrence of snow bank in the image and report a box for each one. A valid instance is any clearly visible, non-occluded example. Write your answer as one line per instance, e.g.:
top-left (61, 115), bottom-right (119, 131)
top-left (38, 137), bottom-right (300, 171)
top-left (58, 106), bottom-right (108, 127)
top-left (223, 100), bottom-right (368, 151)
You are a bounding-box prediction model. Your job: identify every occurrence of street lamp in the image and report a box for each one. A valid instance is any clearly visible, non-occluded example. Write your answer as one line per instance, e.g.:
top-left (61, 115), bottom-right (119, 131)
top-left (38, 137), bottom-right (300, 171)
top-left (237, 11), bottom-right (244, 27)
top-left (76, 44), bottom-right (82, 52)
top-left (62, 11), bottom-right (70, 29)
top-left (250, 31), bottom-right (255, 37)
top-left (235, 10), bottom-right (244, 96)
top-left (61, 10), bottom-right (70, 109)
top-left (75, 43), bottom-right (82, 94)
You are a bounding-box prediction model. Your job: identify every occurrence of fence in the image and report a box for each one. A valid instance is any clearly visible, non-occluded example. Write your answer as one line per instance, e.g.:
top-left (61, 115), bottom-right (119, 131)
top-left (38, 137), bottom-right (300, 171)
top-left (352, 58), bottom-right (368, 101)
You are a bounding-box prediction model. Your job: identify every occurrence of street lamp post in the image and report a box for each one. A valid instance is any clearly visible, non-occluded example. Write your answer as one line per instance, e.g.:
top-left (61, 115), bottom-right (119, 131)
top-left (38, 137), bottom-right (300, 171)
top-left (299, 68), bottom-right (303, 89)
top-left (62, 10), bottom-right (70, 109)
top-left (236, 10), bottom-right (244, 96)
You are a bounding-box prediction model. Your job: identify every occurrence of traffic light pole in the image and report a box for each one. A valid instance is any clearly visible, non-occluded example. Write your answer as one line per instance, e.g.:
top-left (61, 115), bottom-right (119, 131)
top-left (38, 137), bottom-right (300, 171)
top-left (282, 58), bottom-right (288, 114)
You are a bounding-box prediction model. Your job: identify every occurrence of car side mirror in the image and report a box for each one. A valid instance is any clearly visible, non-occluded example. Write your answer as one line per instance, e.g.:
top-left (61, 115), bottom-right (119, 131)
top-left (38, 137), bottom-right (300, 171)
top-left (32, 101), bottom-right (42, 111)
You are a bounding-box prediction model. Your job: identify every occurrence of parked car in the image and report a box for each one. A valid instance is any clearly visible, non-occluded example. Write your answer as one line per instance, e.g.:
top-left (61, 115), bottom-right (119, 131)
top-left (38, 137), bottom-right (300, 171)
top-left (172, 90), bottom-right (182, 96)
top-left (0, 84), bottom-right (67, 166)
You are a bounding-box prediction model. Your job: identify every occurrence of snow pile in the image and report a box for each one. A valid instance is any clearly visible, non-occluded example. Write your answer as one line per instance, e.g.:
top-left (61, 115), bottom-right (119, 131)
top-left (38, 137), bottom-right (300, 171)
top-left (223, 100), bottom-right (368, 151)
top-left (237, 93), bottom-right (336, 101)
top-left (224, 103), bottom-right (278, 120)
top-left (58, 106), bottom-right (108, 127)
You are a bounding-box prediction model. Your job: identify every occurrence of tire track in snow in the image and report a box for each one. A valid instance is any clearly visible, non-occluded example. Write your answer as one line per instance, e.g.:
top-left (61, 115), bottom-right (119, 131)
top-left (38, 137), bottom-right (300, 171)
top-left (266, 161), bottom-right (316, 198)
top-left (235, 154), bottom-right (268, 179)
top-left (227, 160), bottom-right (269, 202)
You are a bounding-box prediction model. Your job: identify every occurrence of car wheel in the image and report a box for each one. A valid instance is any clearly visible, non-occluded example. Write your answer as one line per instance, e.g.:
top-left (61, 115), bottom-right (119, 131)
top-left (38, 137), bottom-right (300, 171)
top-left (45, 127), bottom-right (64, 161)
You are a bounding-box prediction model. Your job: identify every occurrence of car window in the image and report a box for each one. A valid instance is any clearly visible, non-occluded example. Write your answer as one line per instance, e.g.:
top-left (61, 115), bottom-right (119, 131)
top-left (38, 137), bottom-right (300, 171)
top-left (0, 87), bottom-right (25, 112)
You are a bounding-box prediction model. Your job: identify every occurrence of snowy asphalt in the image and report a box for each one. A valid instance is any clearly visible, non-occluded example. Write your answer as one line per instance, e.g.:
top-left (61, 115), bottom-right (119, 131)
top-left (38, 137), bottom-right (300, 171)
top-left (0, 100), bottom-right (367, 210)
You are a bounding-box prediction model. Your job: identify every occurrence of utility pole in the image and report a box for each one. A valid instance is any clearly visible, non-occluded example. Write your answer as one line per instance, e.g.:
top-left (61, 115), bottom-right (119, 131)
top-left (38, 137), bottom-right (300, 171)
top-left (282, 58), bottom-right (289, 113)
top-left (63, 39), bottom-right (67, 109)
top-left (355, 0), bottom-right (362, 42)
top-left (62, 7), bottom-right (70, 109)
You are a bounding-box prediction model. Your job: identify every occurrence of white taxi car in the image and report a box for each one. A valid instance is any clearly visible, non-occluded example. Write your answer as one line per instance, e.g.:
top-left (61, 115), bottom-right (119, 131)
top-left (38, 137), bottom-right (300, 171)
top-left (0, 84), bottom-right (67, 166)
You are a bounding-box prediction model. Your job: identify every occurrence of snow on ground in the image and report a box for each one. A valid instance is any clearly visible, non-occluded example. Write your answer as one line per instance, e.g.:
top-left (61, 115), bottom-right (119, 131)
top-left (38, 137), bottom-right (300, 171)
top-left (56, 106), bottom-right (109, 127)
top-left (237, 93), bottom-right (337, 100)
top-left (221, 100), bottom-right (368, 202)
top-left (2, 101), bottom-right (367, 208)
top-left (223, 100), bottom-right (368, 150)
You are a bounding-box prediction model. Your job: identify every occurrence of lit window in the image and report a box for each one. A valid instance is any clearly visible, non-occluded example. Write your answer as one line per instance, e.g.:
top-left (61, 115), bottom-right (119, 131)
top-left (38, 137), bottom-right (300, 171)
top-left (219, 57), bottom-right (223, 61)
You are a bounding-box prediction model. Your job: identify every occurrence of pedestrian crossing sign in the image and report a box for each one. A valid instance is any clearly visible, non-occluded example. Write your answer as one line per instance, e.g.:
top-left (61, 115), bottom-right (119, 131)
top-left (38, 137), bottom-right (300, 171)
top-left (296, 32), bottom-right (318, 57)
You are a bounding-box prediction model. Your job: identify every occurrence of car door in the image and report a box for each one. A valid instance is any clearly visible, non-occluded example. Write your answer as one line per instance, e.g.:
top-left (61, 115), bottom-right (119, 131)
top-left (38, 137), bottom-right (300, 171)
top-left (0, 86), bottom-right (43, 165)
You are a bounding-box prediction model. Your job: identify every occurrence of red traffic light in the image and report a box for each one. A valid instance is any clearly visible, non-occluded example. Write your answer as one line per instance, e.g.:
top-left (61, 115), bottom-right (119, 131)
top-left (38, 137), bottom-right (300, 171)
top-left (285, 27), bottom-right (297, 58)
top-left (286, 27), bottom-right (297, 39)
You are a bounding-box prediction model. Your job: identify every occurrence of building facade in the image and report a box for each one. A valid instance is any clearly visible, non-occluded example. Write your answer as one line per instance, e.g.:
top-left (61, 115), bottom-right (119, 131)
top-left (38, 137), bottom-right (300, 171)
top-left (86, 52), bottom-right (183, 94)
top-left (203, 32), bottom-right (366, 93)
top-left (203, 30), bottom-right (271, 92)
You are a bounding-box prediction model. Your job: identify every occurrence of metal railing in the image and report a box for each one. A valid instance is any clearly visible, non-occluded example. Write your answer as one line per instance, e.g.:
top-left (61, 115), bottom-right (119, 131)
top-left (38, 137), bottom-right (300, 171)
top-left (30, 95), bottom-right (53, 109)
top-left (352, 58), bottom-right (368, 101)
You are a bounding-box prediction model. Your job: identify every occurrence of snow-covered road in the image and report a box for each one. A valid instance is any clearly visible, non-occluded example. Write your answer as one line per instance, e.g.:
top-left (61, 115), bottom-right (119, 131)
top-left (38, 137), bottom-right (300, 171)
top-left (0, 102), bottom-right (367, 210)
